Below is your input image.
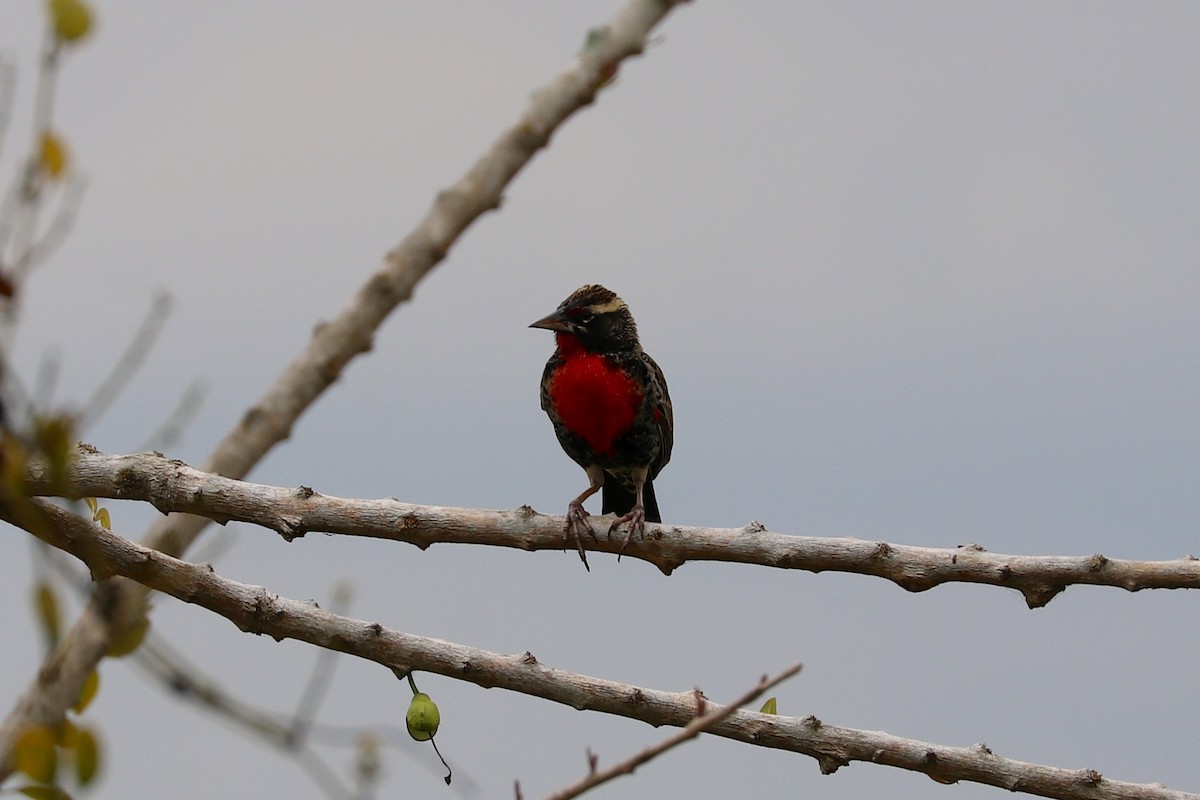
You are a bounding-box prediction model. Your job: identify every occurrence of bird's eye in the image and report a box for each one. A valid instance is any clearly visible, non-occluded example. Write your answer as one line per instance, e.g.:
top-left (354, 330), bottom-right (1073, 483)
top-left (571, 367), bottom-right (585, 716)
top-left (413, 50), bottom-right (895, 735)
top-left (578, 312), bottom-right (594, 325)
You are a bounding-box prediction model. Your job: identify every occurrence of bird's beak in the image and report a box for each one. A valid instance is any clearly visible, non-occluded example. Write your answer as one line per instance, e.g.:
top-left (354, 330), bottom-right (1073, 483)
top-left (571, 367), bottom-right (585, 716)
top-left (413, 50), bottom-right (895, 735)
top-left (529, 311), bottom-right (571, 333)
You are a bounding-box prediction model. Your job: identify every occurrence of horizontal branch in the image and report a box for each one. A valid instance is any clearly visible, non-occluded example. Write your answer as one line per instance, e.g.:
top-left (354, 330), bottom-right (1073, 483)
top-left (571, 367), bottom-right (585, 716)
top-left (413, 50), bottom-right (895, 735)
top-left (30, 447), bottom-right (1200, 609)
top-left (5, 498), bottom-right (1195, 800)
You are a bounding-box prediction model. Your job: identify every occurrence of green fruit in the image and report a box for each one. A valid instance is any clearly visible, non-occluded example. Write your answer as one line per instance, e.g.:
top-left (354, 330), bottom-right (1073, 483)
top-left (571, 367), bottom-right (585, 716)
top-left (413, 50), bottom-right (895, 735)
top-left (405, 693), bottom-right (440, 741)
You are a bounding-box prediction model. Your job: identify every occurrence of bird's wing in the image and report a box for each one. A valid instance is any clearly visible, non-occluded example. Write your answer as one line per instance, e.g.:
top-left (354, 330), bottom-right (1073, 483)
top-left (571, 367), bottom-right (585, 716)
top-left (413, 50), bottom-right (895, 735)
top-left (643, 351), bottom-right (673, 479)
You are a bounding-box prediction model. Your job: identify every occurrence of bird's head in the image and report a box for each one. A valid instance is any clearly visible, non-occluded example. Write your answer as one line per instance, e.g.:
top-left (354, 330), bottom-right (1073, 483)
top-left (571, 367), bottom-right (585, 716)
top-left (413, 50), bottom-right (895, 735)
top-left (530, 284), bottom-right (640, 355)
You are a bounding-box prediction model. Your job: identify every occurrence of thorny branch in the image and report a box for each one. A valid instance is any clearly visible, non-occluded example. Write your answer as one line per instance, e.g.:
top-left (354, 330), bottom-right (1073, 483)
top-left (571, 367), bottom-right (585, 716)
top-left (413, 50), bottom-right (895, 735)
top-left (26, 447), bottom-right (1200, 609)
top-left (3, 498), bottom-right (1196, 800)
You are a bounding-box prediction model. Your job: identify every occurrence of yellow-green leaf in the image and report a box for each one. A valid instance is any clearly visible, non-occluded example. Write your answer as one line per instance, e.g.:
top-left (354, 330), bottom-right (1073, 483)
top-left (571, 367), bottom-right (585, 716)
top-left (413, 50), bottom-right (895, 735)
top-left (33, 415), bottom-right (75, 491)
top-left (34, 582), bottom-right (61, 646)
top-left (17, 785), bottom-right (72, 800)
top-left (72, 670), bottom-right (99, 715)
top-left (759, 697), bottom-right (777, 715)
top-left (40, 132), bottom-right (69, 179)
top-left (74, 727), bottom-right (100, 786)
top-left (14, 725), bottom-right (58, 783)
top-left (93, 507), bottom-right (110, 530)
top-left (84, 497), bottom-right (98, 515)
top-left (106, 618), bottom-right (149, 658)
top-left (1, 434), bottom-right (31, 494)
top-left (54, 719), bottom-right (78, 749)
top-left (47, 0), bottom-right (92, 42)
top-left (405, 693), bottom-right (440, 742)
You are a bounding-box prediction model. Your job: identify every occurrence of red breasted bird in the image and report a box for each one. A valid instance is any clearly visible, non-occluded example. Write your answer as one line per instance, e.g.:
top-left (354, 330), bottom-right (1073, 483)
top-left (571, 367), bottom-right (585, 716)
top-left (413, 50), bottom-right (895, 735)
top-left (530, 285), bottom-right (673, 570)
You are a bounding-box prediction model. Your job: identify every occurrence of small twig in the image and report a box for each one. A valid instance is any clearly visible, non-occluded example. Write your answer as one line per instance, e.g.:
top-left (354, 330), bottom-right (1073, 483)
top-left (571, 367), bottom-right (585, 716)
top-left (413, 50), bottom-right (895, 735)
top-left (134, 376), bottom-right (209, 452)
top-left (133, 633), bottom-right (294, 746)
top-left (131, 633), bottom-right (356, 800)
top-left (352, 733), bottom-right (381, 800)
top-left (293, 746), bottom-right (355, 800)
top-left (0, 343), bottom-right (46, 432)
top-left (305, 722), bottom-right (479, 792)
top-left (289, 582), bottom-right (354, 745)
top-left (15, 171), bottom-right (86, 274)
top-left (0, 55), bottom-right (17, 165)
top-left (76, 291), bottom-right (173, 431)
top-left (31, 346), bottom-right (61, 410)
top-left (3, 34), bottom-right (60, 282)
top-left (0, 182), bottom-right (23, 265)
top-left (540, 663), bottom-right (801, 800)
top-left (30, 39), bottom-right (61, 163)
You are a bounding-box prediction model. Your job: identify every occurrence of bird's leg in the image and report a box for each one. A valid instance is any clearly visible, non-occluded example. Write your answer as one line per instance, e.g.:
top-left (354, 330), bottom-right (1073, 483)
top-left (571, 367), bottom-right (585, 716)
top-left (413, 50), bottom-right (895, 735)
top-left (608, 468), bottom-right (649, 560)
top-left (565, 466), bottom-right (604, 571)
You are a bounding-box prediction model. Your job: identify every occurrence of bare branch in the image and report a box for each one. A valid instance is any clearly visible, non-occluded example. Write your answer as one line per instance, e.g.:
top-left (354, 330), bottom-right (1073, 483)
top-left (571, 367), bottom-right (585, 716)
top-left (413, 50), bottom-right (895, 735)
top-left (540, 664), bottom-right (801, 800)
top-left (3, 35), bottom-right (61, 287)
top-left (4, 497), bottom-right (1196, 800)
top-left (134, 633), bottom-right (296, 748)
top-left (15, 171), bottom-right (87, 275)
top-left (0, 0), bottom-right (693, 779)
top-left (289, 581), bottom-right (353, 745)
top-left (28, 448), bottom-right (1200, 608)
top-left (134, 635), bottom-right (355, 800)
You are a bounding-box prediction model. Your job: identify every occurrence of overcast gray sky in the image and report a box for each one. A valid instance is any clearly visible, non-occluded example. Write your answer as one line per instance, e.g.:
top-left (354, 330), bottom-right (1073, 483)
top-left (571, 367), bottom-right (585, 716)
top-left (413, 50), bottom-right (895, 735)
top-left (2, 2), bottom-right (1199, 799)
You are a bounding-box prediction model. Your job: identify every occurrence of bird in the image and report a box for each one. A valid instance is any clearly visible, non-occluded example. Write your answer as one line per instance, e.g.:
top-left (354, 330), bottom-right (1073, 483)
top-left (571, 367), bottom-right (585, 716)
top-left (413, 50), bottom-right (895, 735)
top-left (530, 284), bottom-right (673, 570)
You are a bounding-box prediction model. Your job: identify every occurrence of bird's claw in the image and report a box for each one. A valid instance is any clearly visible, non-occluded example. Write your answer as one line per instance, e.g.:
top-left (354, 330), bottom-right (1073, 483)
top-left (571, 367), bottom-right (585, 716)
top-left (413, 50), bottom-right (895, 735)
top-left (607, 505), bottom-right (646, 562)
top-left (564, 502), bottom-right (597, 571)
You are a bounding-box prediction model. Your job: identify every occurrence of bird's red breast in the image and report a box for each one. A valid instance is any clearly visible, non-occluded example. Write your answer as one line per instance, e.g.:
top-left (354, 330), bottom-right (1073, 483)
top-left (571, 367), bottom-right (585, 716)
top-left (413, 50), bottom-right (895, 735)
top-left (547, 332), bottom-right (643, 456)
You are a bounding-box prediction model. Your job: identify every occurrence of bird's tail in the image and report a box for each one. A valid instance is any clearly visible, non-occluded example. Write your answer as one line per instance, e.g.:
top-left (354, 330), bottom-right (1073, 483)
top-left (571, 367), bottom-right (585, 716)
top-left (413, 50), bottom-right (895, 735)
top-left (602, 478), bottom-right (660, 523)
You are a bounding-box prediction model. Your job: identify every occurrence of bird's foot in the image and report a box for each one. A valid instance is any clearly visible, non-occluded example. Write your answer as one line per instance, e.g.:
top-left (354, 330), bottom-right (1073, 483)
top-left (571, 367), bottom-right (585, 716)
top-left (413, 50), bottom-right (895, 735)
top-left (607, 505), bottom-right (646, 562)
top-left (564, 502), bottom-right (597, 572)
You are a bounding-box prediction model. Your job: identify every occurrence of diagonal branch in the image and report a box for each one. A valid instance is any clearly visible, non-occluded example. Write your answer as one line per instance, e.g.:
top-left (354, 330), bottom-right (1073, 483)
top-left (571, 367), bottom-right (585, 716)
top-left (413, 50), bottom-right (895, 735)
top-left (539, 665), bottom-right (802, 800)
top-left (0, 0), bottom-right (692, 780)
top-left (4, 497), bottom-right (1196, 800)
top-left (27, 447), bottom-right (1200, 609)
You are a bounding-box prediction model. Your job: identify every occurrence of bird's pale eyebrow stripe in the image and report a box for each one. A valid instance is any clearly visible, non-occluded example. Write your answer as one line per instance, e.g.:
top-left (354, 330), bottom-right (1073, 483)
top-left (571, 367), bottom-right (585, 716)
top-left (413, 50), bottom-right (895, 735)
top-left (587, 297), bottom-right (627, 315)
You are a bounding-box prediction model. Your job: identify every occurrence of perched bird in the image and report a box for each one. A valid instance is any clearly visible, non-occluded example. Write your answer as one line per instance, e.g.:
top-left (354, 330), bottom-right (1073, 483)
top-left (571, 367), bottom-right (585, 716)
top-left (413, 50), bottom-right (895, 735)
top-left (530, 285), bottom-right (673, 570)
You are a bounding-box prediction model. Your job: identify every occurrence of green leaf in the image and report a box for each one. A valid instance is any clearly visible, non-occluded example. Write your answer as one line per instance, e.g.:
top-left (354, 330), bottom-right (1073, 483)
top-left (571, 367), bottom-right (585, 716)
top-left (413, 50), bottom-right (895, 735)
top-left (33, 415), bottom-right (74, 491)
top-left (14, 725), bottom-right (58, 784)
top-left (759, 697), bottom-right (777, 715)
top-left (16, 785), bottom-right (72, 800)
top-left (72, 670), bottom-right (99, 715)
top-left (40, 132), bottom-right (69, 179)
top-left (1, 435), bottom-right (31, 497)
top-left (54, 719), bottom-right (78, 749)
top-left (74, 727), bottom-right (100, 786)
top-left (34, 582), bottom-right (61, 646)
top-left (106, 618), bottom-right (149, 658)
